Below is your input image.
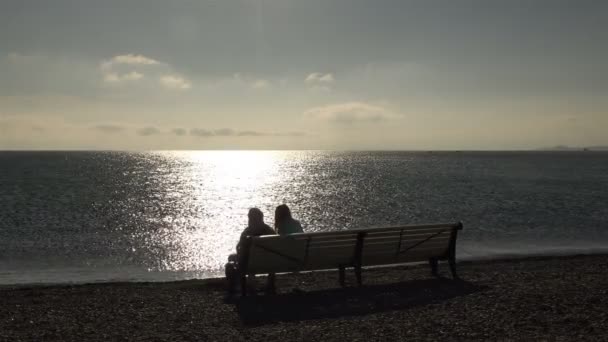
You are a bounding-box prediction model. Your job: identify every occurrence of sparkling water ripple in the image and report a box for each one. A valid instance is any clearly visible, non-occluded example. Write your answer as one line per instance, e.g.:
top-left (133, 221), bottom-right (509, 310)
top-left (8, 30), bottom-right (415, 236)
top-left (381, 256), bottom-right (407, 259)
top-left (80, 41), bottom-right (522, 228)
top-left (1, 151), bottom-right (607, 284)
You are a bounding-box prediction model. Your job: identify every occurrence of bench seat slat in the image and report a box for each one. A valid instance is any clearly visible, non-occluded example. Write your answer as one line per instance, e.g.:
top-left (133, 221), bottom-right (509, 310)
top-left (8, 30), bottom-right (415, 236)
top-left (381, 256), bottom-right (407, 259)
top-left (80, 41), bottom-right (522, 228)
top-left (306, 237), bottom-right (450, 251)
top-left (364, 240), bottom-right (449, 251)
top-left (365, 227), bottom-right (452, 235)
top-left (367, 229), bottom-right (453, 238)
top-left (366, 245), bottom-right (448, 254)
top-left (285, 222), bottom-right (460, 238)
top-left (366, 234), bottom-right (450, 244)
top-left (281, 228), bottom-right (454, 243)
top-left (303, 231), bottom-right (451, 247)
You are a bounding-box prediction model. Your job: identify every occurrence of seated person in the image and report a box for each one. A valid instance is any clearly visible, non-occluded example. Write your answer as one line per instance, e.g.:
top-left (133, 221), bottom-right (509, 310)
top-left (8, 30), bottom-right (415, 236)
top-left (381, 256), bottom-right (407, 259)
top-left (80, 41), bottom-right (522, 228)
top-left (274, 204), bottom-right (304, 236)
top-left (225, 208), bottom-right (276, 294)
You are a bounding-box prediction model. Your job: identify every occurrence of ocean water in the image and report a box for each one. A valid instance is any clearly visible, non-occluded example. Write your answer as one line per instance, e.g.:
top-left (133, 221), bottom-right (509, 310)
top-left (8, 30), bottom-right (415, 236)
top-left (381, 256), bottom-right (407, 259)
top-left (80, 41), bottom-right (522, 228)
top-left (1, 151), bottom-right (607, 285)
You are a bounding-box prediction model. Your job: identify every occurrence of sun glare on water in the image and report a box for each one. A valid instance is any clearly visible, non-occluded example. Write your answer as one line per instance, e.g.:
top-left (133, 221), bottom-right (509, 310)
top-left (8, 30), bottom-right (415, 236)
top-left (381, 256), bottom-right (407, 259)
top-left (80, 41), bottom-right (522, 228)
top-left (143, 151), bottom-right (287, 277)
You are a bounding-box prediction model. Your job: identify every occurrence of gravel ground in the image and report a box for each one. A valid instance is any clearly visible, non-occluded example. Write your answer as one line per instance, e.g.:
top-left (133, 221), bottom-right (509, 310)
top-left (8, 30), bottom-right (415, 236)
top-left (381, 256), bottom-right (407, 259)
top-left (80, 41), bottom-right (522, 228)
top-left (1, 254), bottom-right (607, 341)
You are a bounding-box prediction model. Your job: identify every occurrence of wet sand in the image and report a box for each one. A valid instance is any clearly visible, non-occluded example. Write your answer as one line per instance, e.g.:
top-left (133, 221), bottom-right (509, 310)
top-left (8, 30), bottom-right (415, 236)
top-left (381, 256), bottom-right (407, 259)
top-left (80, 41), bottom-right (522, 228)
top-left (1, 254), bottom-right (607, 341)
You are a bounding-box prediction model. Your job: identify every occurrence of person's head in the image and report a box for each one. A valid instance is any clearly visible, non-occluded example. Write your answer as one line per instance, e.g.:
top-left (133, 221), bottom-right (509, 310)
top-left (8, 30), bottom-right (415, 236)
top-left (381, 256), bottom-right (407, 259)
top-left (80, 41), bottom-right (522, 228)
top-left (274, 204), bottom-right (292, 228)
top-left (248, 207), bottom-right (264, 227)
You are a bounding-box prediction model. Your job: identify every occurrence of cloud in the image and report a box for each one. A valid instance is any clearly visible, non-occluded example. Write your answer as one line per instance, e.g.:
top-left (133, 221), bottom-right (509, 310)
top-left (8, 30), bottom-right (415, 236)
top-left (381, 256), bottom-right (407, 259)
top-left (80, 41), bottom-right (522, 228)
top-left (6, 52), bottom-right (40, 64)
top-left (187, 128), bottom-right (307, 138)
top-left (6, 52), bottom-right (21, 62)
top-left (190, 128), bottom-right (233, 137)
top-left (100, 54), bottom-right (161, 71)
top-left (0, 115), bottom-right (75, 136)
top-left (239, 131), bottom-right (309, 137)
top-left (304, 102), bottom-right (398, 124)
top-left (0, 117), bottom-right (311, 148)
top-left (305, 72), bottom-right (335, 92)
top-left (100, 55), bottom-right (158, 84)
top-left (160, 75), bottom-right (192, 90)
top-left (190, 128), bottom-right (213, 137)
top-left (172, 128), bottom-right (187, 136)
top-left (110, 54), bottom-right (161, 66)
top-left (103, 71), bottom-right (143, 83)
top-left (305, 72), bottom-right (334, 84)
top-left (213, 128), bottom-right (235, 136)
top-left (91, 124), bottom-right (126, 133)
top-left (237, 130), bottom-right (266, 137)
top-left (278, 131), bottom-right (308, 137)
top-left (232, 73), bottom-right (273, 89)
top-left (100, 54), bottom-right (192, 89)
top-left (137, 126), bottom-right (161, 136)
top-left (251, 79), bottom-right (270, 89)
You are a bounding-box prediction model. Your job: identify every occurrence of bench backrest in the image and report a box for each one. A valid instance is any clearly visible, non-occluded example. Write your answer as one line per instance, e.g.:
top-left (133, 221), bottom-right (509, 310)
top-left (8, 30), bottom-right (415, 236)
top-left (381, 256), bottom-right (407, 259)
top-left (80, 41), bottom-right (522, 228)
top-left (243, 222), bottom-right (463, 274)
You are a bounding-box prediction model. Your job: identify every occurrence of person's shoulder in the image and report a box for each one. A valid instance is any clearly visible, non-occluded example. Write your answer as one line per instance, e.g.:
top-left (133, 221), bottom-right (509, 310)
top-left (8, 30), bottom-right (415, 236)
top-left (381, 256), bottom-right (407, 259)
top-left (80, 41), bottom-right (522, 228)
top-left (262, 223), bottom-right (276, 234)
top-left (240, 226), bottom-right (251, 238)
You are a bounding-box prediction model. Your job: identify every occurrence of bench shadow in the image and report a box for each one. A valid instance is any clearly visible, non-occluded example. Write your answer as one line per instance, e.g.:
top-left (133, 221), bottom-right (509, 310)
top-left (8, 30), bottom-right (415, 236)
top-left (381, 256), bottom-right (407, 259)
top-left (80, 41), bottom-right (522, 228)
top-left (235, 277), bottom-right (485, 326)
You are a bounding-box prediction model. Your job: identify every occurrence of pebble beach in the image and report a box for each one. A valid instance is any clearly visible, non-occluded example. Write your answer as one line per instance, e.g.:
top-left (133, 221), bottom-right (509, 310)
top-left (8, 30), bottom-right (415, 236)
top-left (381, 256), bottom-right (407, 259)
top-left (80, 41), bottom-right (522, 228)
top-left (1, 254), bottom-right (607, 341)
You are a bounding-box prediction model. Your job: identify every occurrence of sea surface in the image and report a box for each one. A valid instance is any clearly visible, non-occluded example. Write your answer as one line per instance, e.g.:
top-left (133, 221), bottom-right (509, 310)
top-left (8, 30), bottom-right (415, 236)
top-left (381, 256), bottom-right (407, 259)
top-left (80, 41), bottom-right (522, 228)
top-left (1, 151), bottom-right (607, 285)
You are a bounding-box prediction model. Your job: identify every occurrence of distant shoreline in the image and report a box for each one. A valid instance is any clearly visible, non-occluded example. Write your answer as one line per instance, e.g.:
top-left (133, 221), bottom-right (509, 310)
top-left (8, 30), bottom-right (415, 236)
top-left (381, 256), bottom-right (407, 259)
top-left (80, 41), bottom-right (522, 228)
top-left (537, 145), bottom-right (608, 151)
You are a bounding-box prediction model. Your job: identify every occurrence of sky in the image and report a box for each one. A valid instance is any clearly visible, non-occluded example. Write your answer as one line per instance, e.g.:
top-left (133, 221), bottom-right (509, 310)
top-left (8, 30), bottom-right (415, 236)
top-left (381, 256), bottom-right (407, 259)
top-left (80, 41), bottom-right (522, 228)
top-left (1, 0), bottom-right (607, 150)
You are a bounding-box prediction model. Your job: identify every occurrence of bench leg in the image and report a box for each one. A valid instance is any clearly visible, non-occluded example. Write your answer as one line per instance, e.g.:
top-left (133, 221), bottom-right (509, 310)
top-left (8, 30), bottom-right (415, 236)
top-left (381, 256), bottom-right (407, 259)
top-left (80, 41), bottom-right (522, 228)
top-left (240, 274), bottom-right (248, 297)
top-left (339, 266), bottom-right (346, 287)
top-left (429, 257), bottom-right (439, 277)
top-left (355, 265), bottom-right (362, 287)
top-left (266, 273), bottom-right (276, 295)
top-left (448, 257), bottom-right (459, 279)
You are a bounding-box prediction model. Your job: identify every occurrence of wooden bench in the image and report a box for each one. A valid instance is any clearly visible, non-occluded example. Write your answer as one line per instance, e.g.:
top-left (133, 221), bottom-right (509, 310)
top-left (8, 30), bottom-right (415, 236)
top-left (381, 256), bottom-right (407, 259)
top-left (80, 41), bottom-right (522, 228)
top-left (237, 222), bottom-right (463, 295)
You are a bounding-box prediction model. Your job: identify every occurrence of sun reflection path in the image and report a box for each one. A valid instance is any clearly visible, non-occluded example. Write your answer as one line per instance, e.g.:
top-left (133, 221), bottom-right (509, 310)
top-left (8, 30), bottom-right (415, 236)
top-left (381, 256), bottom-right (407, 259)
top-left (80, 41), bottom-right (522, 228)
top-left (149, 151), bottom-right (287, 277)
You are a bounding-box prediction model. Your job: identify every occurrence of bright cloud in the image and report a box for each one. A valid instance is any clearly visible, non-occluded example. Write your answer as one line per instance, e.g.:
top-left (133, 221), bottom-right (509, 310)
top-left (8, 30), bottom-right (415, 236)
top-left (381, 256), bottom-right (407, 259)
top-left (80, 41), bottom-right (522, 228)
top-left (159, 75), bottom-right (192, 90)
top-left (103, 71), bottom-right (143, 83)
top-left (100, 54), bottom-right (192, 88)
top-left (305, 102), bottom-right (399, 124)
top-left (100, 54), bottom-right (161, 71)
top-left (305, 72), bottom-right (334, 84)
top-left (111, 54), bottom-right (161, 66)
top-left (100, 54), bottom-right (155, 84)
top-left (305, 72), bottom-right (335, 92)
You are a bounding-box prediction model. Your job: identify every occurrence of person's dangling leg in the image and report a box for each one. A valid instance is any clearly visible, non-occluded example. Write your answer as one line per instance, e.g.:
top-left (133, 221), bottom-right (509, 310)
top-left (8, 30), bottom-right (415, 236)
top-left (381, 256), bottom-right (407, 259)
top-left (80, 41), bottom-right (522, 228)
top-left (225, 262), bottom-right (237, 294)
top-left (225, 253), bottom-right (239, 294)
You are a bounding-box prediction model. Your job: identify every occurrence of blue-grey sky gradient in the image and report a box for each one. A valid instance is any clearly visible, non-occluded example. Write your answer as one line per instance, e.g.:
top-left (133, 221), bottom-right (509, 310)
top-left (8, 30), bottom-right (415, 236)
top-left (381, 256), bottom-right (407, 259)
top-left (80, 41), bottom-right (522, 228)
top-left (1, 0), bottom-right (607, 149)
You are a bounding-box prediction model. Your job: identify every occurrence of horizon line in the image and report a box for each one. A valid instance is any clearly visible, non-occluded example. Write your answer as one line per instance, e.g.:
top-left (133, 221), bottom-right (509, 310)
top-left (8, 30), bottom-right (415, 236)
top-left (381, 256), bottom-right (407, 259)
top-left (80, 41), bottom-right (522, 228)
top-left (1, 148), bottom-right (606, 152)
